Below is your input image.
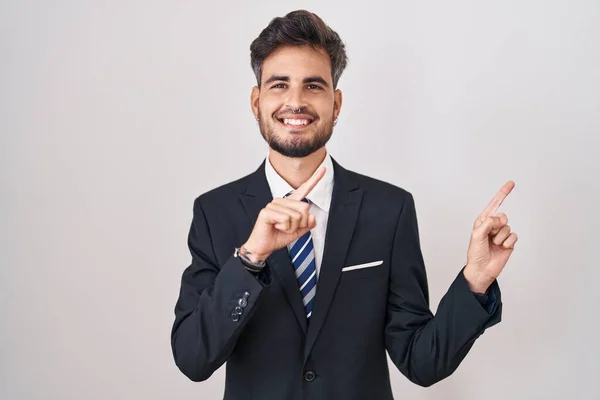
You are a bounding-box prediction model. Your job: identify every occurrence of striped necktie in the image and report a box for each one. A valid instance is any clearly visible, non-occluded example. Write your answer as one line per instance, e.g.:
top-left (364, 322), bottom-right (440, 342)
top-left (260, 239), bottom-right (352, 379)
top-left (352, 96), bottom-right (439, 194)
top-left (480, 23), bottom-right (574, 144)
top-left (285, 195), bottom-right (317, 321)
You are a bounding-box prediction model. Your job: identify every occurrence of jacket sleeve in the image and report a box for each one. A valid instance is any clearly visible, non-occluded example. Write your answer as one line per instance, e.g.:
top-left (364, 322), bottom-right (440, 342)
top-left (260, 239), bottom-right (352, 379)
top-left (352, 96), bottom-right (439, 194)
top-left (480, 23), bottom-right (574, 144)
top-left (170, 197), bottom-right (272, 382)
top-left (385, 192), bottom-right (502, 387)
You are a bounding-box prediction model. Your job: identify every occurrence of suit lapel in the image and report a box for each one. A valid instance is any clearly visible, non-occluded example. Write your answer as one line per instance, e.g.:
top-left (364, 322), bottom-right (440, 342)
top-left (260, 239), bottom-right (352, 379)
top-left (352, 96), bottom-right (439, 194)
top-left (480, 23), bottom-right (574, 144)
top-left (239, 161), bottom-right (308, 334)
top-left (304, 158), bottom-right (363, 362)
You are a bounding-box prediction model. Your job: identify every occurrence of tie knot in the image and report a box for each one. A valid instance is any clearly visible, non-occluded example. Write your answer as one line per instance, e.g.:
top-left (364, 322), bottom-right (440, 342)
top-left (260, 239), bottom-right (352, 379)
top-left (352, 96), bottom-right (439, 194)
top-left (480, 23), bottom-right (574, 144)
top-left (284, 191), bottom-right (310, 203)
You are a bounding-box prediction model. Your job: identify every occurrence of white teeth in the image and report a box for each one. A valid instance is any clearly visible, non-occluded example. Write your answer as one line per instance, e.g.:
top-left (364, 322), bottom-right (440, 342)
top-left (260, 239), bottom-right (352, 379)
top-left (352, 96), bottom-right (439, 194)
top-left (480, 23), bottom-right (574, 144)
top-left (283, 119), bottom-right (310, 126)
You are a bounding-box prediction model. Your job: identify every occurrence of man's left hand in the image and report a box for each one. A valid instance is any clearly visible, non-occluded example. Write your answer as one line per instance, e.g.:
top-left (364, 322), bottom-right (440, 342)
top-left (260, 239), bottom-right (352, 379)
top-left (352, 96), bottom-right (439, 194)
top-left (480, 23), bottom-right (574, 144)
top-left (463, 181), bottom-right (519, 293)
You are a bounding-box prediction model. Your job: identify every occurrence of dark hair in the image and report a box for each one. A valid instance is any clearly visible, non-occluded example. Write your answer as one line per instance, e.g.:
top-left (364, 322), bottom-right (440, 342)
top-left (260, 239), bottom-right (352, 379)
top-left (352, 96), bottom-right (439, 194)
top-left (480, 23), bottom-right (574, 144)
top-left (250, 10), bottom-right (348, 89)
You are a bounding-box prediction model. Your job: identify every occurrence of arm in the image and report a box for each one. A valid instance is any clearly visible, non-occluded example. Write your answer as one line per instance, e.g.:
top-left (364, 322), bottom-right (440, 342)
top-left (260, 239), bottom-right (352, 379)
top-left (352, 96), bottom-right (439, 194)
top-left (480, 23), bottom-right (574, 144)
top-left (385, 192), bottom-right (502, 387)
top-left (170, 198), bottom-right (272, 382)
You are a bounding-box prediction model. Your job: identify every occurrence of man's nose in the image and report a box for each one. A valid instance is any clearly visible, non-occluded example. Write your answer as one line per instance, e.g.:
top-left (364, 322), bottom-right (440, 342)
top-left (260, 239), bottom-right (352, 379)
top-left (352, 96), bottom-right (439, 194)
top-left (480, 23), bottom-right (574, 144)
top-left (284, 86), bottom-right (306, 109)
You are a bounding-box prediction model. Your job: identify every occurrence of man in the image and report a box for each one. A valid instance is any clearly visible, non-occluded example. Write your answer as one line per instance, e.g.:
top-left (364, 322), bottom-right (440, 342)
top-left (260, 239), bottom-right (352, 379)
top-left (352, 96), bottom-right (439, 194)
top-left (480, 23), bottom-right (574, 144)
top-left (171, 9), bottom-right (518, 400)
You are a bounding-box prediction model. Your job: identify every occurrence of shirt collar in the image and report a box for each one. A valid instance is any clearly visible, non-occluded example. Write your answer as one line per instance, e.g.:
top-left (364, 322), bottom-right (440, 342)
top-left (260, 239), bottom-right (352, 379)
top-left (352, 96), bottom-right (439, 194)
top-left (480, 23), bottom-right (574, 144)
top-left (264, 152), bottom-right (334, 212)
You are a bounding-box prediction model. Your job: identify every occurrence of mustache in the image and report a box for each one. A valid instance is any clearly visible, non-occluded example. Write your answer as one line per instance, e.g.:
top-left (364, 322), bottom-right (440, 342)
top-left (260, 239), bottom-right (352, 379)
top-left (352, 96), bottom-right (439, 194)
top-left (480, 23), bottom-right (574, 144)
top-left (275, 106), bottom-right (318, 119)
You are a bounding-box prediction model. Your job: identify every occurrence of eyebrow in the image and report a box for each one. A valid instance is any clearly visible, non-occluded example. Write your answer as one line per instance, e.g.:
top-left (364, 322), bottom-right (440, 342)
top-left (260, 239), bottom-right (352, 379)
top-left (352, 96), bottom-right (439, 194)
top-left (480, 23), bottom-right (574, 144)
top-left (263, 75), bottom-right (330, 88)
top-left (304, 76), bottom-right (329, 88)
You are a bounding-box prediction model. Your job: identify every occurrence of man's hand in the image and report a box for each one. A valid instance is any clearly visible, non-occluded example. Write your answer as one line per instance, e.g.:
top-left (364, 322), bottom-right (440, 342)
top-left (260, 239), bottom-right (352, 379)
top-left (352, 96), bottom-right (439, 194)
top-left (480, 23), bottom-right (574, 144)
top-left (464, 181), bottom-right (519, 293)
top-left (241, 166), bottom-right (326, 263)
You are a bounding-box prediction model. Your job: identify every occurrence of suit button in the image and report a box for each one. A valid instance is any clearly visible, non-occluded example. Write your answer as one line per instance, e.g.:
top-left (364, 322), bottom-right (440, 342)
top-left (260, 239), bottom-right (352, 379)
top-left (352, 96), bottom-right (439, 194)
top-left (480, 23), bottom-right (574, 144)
top-left (238, 298), bottom-right (248, 308)
top-left (304, 371), bottom-right (315, 382)
top-left (234, 306), bottom-right (243, 315)
top-left (243, 291), bottom-right (250, 299)
top-left (231, 312), bottom-right (240, 322)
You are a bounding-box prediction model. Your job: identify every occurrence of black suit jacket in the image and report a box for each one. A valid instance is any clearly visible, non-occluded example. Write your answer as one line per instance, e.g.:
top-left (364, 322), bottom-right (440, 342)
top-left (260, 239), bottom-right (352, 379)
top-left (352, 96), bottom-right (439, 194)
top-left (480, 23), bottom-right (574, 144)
top-left (171, 157), bottom-right (502, 400)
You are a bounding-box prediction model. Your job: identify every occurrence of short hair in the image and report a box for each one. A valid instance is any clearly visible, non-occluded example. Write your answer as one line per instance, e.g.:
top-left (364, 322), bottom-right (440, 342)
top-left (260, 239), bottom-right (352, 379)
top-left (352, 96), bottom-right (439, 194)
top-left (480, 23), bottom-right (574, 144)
top-left (250, 10), bottom-right (348, 89)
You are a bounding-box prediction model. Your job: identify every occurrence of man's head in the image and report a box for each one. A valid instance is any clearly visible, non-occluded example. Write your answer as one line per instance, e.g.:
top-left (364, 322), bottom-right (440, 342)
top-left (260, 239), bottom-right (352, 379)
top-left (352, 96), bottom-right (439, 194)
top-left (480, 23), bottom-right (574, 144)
top-left (250, 10), bottom-right (347, 158)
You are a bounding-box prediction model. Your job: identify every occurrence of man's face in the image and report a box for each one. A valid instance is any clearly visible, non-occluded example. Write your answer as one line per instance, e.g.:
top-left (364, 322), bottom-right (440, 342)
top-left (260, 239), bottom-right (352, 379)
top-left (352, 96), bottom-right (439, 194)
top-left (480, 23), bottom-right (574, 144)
top-left (251, 45), bottom-right (342, 158)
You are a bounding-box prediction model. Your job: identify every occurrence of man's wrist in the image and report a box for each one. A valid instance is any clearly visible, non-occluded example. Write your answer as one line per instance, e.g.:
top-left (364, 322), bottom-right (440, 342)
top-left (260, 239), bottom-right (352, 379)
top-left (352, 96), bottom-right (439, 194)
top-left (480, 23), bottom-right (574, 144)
top-left (240, 243), bottom-right (270, 263)
top-left (235, 245), bottom-right (269, 273)
top-left (463, 265), bottom-right (493, 294)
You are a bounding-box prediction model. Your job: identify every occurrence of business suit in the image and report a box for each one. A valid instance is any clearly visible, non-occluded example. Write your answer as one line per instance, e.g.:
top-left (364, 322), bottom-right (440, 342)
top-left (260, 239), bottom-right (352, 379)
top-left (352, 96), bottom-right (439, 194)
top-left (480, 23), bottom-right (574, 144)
top-left (170, 156), bottom-right (502, 400)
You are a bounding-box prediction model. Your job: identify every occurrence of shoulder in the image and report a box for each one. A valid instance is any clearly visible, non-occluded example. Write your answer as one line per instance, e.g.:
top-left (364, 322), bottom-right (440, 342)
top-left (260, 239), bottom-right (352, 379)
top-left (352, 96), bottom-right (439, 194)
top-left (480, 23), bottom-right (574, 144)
top-left (340, 163), bottom-right (415, 207)
top-left (192, 169), bottom-right (258, 211)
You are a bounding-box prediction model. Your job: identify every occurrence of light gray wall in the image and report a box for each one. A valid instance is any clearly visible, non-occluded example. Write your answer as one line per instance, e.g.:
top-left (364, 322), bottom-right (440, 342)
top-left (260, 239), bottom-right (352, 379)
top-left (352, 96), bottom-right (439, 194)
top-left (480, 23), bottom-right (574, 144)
top-left (2, 1), bottom-right (599, 399)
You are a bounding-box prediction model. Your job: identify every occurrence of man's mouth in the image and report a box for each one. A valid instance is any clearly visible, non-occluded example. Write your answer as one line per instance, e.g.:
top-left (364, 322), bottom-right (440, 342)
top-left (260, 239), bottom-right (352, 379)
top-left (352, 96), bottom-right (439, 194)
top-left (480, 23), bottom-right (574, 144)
top-left (276, 115), bottom-right (316, 130)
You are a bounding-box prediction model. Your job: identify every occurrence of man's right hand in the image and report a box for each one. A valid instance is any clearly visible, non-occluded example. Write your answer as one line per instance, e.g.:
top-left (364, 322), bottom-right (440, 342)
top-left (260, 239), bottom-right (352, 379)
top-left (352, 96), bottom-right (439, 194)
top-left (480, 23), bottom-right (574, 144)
top-left (241, 166), bottom-right (326, 263)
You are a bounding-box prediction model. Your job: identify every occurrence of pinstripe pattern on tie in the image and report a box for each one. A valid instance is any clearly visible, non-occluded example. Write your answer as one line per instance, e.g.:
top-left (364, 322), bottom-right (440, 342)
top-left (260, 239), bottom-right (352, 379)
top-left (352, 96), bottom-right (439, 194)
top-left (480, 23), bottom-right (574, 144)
top-left (285, 194), bottom-right (317, 320)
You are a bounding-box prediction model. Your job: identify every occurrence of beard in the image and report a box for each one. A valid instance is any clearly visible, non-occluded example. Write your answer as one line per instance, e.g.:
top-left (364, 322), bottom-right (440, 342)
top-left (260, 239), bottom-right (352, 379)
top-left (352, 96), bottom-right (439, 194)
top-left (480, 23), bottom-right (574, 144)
top-left (258, 107), bottom-right (334, 158)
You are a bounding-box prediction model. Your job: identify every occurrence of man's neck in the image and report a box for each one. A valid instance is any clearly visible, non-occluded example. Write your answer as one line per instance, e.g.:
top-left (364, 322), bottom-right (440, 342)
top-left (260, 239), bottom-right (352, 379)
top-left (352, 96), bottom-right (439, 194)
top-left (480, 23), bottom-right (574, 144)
top-left (268, 148), bottom-right (327, 189)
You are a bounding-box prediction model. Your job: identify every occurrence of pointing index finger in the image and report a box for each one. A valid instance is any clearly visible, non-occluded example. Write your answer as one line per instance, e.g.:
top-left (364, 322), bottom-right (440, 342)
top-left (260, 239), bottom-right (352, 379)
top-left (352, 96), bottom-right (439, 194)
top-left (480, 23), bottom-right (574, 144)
top-left (480, 181), bottom-right (515, 218)
top-left (288, 166), bottom-right (326, 200)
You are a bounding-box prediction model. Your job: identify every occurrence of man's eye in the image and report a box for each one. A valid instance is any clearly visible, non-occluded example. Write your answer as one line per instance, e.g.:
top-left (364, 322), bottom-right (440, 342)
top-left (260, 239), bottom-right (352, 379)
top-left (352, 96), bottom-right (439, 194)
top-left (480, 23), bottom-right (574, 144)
top-left (271, 83), bottom-right (286, 89)
top-left (307, 85), bottom-right (322, 90)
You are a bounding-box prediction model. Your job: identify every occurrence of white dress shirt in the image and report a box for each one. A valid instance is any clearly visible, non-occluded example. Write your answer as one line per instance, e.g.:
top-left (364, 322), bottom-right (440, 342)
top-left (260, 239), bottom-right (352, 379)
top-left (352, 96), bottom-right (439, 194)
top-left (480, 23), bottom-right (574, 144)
top-left (264, 152), bottom-right (334, 277)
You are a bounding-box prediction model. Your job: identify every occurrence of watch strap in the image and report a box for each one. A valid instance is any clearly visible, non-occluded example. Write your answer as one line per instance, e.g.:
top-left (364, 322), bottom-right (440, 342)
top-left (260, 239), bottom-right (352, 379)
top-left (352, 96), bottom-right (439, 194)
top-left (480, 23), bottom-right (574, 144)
top-left (234, 246), bottom-right (266, 272)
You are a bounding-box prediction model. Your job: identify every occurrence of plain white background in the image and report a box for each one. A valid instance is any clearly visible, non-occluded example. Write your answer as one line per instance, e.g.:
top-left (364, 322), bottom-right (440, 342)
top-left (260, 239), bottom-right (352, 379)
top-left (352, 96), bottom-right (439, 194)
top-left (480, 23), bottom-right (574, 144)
top-left (2, 1), bottom-right (599, 399)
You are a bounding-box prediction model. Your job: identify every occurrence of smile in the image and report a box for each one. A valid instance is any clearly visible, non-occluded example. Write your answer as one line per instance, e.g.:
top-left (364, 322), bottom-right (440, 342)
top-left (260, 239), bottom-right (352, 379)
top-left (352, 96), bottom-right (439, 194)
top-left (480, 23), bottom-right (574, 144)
top-left (276, 116), bottom-right (316, 130)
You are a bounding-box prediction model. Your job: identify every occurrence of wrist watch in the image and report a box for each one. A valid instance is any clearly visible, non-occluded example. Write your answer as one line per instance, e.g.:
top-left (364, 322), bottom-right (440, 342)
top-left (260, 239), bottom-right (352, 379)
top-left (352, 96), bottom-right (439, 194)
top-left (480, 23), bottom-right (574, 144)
top-left (234, 246), bottom-right (266, 273)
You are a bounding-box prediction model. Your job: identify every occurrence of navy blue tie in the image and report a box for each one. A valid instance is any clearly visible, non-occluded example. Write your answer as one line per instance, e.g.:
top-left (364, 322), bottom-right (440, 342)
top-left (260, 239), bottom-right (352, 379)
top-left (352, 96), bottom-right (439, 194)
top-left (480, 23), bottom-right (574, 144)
top-left (285, 194), bottom-right (317, 321)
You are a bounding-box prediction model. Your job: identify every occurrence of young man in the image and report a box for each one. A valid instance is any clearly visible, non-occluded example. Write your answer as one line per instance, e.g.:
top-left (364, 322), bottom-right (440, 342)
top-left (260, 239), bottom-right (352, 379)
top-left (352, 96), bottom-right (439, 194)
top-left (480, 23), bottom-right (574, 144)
top-left (171, 10), bottom-right (518, 400)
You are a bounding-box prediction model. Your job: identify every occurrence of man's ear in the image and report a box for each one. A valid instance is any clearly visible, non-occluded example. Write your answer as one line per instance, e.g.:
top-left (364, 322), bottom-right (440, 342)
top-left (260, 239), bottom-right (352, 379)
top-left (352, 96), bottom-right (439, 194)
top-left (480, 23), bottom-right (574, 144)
top-left (251, 86), bottom-right (260, 120)
top-left (333, 88), bottom-right (343, 120)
